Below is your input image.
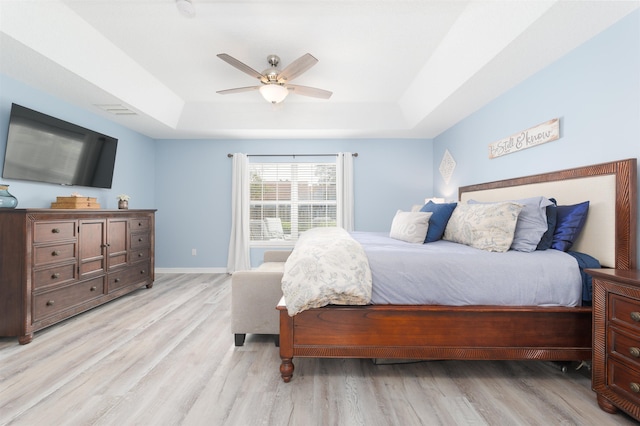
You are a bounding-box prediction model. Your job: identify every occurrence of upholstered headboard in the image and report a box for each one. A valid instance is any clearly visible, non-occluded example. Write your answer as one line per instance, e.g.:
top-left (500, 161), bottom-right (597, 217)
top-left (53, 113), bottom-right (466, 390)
top-left (459, 159), bottom-right (637, 269)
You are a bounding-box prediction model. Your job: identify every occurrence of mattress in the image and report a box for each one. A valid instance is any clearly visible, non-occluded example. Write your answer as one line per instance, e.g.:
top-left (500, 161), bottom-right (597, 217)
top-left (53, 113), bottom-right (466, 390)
top-left (351, 232), bottom-right (582, 307)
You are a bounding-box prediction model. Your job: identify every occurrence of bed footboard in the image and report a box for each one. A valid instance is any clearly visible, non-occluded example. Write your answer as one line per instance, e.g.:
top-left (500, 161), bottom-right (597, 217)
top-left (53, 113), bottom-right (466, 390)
top-left (277, 303), bottom-right (592, 382)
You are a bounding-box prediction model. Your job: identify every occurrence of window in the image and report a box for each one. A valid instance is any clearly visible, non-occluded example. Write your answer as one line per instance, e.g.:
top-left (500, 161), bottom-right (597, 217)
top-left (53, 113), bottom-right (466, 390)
top-left (249, 162), bottom-right (337, 244)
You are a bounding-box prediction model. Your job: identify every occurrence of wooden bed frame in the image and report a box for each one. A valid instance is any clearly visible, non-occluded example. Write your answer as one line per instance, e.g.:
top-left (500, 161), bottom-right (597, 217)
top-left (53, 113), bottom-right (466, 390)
top-left (277, 159), bottom-right (637, 382)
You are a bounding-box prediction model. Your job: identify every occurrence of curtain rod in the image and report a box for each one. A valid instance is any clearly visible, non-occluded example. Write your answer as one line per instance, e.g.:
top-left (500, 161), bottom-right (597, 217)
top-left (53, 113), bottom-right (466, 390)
top-left (227, 153), bottom-right (358, 158)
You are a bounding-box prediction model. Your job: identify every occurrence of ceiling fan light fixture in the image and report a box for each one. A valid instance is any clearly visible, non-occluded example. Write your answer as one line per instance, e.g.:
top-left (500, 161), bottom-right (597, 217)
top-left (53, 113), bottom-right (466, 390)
top-left (259, 84), bottom-right (289, 104)
top-left (176, 0), bottom-right (195, 18)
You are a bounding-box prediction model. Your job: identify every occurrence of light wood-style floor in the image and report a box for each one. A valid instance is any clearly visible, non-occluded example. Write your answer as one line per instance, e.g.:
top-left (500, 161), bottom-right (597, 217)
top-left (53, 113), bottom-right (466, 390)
top-left (0, 273), bottom-right (637, 426)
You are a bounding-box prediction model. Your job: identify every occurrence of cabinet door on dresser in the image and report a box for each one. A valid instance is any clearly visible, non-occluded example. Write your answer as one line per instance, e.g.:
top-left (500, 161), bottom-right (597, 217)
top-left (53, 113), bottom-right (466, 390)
top-left (78, 218), bottom-right (106, 280)
top-left (107, 218), bottom-right (128, 271)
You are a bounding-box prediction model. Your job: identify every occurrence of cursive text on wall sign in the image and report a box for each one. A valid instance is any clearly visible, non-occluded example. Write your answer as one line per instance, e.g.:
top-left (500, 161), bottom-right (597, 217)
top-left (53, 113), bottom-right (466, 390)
top-left (488, 118), bottom-right (560, 159)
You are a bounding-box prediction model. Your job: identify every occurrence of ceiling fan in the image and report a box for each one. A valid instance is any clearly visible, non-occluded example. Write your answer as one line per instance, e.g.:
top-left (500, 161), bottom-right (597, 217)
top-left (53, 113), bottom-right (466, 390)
top-left (216, 53), bottom-right (332, 104)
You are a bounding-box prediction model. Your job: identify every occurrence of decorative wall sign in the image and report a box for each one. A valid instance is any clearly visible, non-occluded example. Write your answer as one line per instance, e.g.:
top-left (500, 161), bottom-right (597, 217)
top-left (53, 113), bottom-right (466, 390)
top-left (439, 149), bottom-right (456, 184)
top-left (488, 118), bottom-right (560, 159)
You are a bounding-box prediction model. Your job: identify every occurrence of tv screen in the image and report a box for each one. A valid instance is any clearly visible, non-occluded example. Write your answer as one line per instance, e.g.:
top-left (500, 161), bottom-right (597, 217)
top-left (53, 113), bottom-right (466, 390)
top-left (2, 103), bottom-right (118, 189)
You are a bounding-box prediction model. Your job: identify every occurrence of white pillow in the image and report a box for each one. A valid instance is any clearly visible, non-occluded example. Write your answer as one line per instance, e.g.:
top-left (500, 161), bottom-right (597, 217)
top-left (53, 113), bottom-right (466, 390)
top-left (443, 202), bottom-right (523, 252)
top-left (389, 210), bottom-right (433, 244)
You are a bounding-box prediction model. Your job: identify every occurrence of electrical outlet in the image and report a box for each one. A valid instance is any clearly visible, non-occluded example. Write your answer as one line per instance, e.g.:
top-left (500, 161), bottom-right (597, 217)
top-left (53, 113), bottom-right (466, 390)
top-left (191, 248), bottom-right (197, 256)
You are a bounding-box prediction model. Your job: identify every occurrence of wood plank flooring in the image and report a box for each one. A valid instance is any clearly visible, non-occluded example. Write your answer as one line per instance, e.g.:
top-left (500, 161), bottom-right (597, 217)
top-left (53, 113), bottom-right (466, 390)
top-left (0, 273), bottom-right (636, 425)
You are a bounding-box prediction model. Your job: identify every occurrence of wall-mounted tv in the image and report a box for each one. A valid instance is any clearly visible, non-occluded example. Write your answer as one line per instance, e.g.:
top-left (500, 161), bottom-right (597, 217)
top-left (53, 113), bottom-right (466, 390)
top-left (2, 103), bottom-right (118, 189)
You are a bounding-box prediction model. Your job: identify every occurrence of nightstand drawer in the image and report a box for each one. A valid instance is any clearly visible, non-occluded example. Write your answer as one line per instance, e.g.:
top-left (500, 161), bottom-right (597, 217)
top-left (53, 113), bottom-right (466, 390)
top-left (610, 293), bottom-right (640, 334)
top-left (610, 327), bottom-right (640, 370)
top-left (608, 358), bottom-right (640, 406)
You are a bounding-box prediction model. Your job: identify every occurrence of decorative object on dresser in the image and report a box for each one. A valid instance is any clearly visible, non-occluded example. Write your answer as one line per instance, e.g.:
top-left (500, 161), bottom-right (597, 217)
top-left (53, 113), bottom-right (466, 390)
top-left (117, 194), bottom-right (130, 210)
top-left (51, 196), bottom-right (100, 209)
top-left (0, 209), bottom-right (155, 344)
top-left (589, 269), bottom-right (640, 422)
top-left (0, 184), bottom-right (18, 208)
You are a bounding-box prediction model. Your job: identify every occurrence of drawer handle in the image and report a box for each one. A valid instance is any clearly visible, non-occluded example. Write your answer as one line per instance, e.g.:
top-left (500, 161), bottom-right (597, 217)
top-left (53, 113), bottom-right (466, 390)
top-left (138, 222), bottom-right (143, 227)
top-left (52, 250), bottom-right (60, 256)
top-left (138, 238), bottom-right (143, 242)
top-left (51, 228), bottom-right (60, 234)
top-left (631, 383), bottom-right (640, 393)
top-left (51, 273), bottom-right (60, 279)
top-left (140, 270), bottom-right (146, 275)
top-left (46, 300), bottom-right (54, 306)
top-left (90, 286), bottom-right (97, 292)
top-left (631, 347), bottom-right (640, 358)
top-left (631, 312), bottom-right (640, 322)
top-left (138, 253), bottom-right (143, 257)
top-left (115, 278), bottom-right (120, 283)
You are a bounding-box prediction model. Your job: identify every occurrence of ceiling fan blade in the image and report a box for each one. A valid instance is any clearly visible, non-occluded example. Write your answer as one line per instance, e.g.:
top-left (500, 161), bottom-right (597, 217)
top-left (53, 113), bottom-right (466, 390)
top-left (286, 84), bottom-right (332, 99)
top-left (217, 54), bottom-right (266, 81)
top-left (216, 86), bottom-right (262, 95)
top-left (277, 53), bottom-right (318, 83)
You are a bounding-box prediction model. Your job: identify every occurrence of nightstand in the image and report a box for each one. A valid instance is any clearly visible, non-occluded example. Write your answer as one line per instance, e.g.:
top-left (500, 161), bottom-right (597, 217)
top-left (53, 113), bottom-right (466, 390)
top-left (588, 268), bottom-right (640, 421)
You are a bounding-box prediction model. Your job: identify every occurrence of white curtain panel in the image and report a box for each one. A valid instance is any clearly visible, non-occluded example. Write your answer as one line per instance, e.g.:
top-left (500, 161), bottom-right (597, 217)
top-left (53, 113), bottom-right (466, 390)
top-left (337, 152), bottom-right (354, 231)
top-left (227, 153), bottom-right (250, 273)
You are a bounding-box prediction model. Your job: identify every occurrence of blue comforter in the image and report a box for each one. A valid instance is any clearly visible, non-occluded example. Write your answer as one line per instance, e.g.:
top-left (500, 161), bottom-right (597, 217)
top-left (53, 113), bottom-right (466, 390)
top-left (566, 251), bottom-right (600, 305)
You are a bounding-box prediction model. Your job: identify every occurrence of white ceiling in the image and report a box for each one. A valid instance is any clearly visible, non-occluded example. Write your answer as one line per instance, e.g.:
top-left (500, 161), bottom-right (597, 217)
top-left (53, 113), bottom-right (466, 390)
top-left (0, 0), bottom-right (638, 140)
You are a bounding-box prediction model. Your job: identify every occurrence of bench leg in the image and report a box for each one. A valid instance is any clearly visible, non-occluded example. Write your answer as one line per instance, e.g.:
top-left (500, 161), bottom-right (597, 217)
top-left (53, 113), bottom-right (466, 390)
top-left (234, 333), bottom-right (246, 346)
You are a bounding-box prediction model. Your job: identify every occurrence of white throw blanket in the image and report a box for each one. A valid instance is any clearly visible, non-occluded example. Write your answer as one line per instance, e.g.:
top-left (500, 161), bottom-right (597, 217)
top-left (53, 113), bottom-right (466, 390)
top-left (281, 227), bottom-right (372, 316)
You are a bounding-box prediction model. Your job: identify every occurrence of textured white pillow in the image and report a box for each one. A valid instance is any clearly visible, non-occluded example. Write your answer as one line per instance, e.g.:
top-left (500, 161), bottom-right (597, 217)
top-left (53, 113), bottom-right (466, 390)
top-left (443, 202), bottom-right (523, 252)
top-left (468, 196), bottom-right (553, 252)
top-left (389, 210), bottom-right (433, 243)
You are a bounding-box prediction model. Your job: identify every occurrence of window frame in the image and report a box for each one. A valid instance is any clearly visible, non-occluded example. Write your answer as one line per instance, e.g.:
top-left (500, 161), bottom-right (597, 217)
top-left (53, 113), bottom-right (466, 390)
top-left (248, 161), bottom-right (337, 247)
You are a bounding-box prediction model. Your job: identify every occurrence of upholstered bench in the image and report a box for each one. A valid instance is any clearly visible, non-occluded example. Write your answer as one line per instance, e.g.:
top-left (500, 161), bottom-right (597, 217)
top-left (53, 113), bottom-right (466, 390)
top-left (231, 250), bottom-right (291, 346)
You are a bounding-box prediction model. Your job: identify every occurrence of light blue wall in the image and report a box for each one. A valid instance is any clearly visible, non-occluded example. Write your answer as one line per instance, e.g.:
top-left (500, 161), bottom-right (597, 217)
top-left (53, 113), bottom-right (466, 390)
top-left (433, 9), bottom-right (640, 266)
top-left (0, 75), bottom-right (157, 209)
top-left (1, 9), bottom-right (637, 270)
top-left (154, 139), bottom-right (433, 268)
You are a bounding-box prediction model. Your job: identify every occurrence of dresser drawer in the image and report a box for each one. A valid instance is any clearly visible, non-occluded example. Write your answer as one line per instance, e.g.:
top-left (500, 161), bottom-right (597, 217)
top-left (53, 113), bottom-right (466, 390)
top-left (33, 263), bottom-right (77, 290)
top-left (130, 217), bottom-right (150, 231)
top-left (610, 293), bottom-right (640, 334)
top-left (33, 221), bottom-right (76, 243)
top-left (33, 277), bottom-right (105, 322)
top-left (131, 232), bottom-right (150, 249)
top-left (108, 262), bottom-right (151, 292)
top-left (34, 242), bottom-right (76, 267)
top-left (131, 247), bottom-right (150, 262)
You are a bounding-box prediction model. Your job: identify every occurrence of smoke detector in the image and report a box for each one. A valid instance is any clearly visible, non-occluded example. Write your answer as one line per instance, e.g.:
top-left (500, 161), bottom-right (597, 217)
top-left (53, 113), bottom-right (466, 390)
top-left (176, 0), bottom-right (195, 18)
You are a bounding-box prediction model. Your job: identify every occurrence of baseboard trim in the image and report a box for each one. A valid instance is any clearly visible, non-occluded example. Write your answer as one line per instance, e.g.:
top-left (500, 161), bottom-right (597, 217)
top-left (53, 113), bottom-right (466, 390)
top-left (155, 267), bottom-right (228, 274)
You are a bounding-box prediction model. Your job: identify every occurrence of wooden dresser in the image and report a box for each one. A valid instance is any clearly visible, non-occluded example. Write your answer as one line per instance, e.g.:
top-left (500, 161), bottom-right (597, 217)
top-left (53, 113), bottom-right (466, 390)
top-left (0, 209), bottom-right (155, 344)
top-left (589, 268), bottom-right (640, 421)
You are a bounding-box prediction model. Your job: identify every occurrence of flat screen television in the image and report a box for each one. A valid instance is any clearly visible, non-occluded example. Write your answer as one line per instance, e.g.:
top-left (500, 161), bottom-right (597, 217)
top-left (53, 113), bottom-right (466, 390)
top-left (2, 103), bottom-right (118, 189)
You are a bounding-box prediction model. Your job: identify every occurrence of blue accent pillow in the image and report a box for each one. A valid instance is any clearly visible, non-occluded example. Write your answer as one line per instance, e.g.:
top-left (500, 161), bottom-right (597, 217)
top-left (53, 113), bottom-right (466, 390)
top-left (551, 201), bottom-right (590, 252)
top-left (536, 199), bottom-right (557, 250)
top-left (419, 201), bottom-right (457, 242)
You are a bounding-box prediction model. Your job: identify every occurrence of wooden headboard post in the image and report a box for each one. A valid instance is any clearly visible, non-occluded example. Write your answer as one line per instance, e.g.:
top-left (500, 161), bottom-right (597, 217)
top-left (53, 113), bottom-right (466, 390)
top-left (458, 159), bottom-right (637, 270)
